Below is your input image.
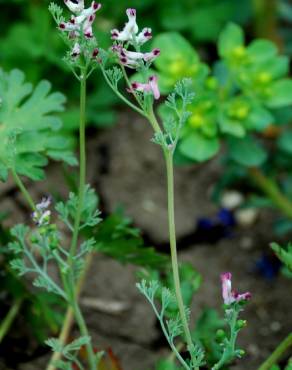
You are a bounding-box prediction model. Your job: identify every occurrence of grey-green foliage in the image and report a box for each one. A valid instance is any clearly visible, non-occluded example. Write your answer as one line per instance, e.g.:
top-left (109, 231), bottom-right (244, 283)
top-left (106, 66), bottom-right (123, 89)
top-left (56, 185), bottom-right (102, 232)
top-left (137, 280), bottom-right (205, 370)
top-left (8, 224), bottom-right (67, 300)
top-left (46, 336), bottom-right (95, 370)
top-left (152, 78), bottom-right (195, 151)
top-left (211, 303), bottom-right (248, 370)
top-left (9, 186), bottom-right (102, 298)
top-left (0, 69), bottom-right (77, 181)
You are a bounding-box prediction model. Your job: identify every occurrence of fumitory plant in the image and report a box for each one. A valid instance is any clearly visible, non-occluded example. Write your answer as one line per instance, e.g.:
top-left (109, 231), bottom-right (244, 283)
top-left (0, 1), bottom-right (260, 370)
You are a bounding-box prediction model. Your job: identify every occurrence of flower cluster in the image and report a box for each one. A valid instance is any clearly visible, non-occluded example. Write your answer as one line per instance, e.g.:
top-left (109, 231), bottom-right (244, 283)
top-left (59, 0), bottom-right (101, 58)
top-left (32, 196), bottom-right (52, 227)
top-left (111, 8), bottom-right (152, 45)
top-left (221, 272), bottom-right (251, 305)
top-left (111, 8), bottom-right (161, 100)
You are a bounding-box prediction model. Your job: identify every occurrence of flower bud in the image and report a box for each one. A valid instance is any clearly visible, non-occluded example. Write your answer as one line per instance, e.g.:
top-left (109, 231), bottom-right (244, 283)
top-left (236, 319), bottom-right (247, 330)
top-left (236, 349), bottom-right (245, 358)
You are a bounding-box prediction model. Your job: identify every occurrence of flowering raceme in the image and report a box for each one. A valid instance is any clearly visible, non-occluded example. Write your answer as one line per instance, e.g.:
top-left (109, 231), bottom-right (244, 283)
top-left (111, 8), bottom-right (152, 45)
top-left (221, 272), bottom-right (251, 305)
top-left (111, 8), bottom-right (161, 101)
top-left (59, 0), bottom-right (101, 57)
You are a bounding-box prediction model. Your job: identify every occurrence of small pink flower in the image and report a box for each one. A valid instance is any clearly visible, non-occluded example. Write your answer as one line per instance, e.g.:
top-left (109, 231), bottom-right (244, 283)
top-left (136, 27), bottom-right (152, 45)
top-left (129, 75), bottom-right (160, 100)
top-left (71, 42), bottom-right (81, 57)
top-left (143, 48), bottom-right (161, 62)
top-left (111, 8), bottom-right (152, 46)
top-left (221, 272), bottom-right (251, 305)
top-left (111, 8), bottom-right (138, 43)
top-left (60, 1), bottom-right (101, 37)
top-left (112, 46), bottom-right (160, 69)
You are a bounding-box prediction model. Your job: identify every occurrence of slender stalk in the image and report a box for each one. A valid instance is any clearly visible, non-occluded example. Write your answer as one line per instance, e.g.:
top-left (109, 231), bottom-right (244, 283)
top-left (70, 73), bottom-right (87, 257)
top-left (258, 333), bottom-right (292, 370)
top-left (11, 169), bottom-right (36, 211)
top-left (100, 66), bottom-right (146, 117)
top-left (165, 151), bottom-right (196, 367)
top-left (248, 167), bottom-right (292, 219)
top-left (72, 300), bottom-right (96, 370)
top-left (46, 253), bottom-right (94, 370)
top-left (0, 299), bottom-right (22, 343)
top-left (120, 65), bottom-right (144, 110)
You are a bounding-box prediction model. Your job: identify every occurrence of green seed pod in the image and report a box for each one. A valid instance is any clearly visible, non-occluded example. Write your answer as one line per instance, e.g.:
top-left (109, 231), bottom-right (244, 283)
top-left (236, 319), bottom-right (247, 329)
top-left (216, 329), bottom-right (226, 341)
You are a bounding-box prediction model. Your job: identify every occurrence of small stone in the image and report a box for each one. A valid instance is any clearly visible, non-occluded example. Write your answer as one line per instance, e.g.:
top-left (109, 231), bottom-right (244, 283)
top-left (270, 321), bottom-right (281, 332)
top-left (221, 190), bottom-right (244, 210)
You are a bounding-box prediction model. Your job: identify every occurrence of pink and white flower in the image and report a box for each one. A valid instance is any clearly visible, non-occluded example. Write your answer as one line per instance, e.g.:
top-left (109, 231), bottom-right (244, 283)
top-left (129, 76), bottom-right (160, 100)
top-left (112, 45), bottom-right (160, 69)
top-left (111, 8), bottom-right (152, 45)
top-left (221, 272), bottom-right (251, 305)
top-left (32, 196), bottom-right (52, 227)
top-left (59, 1), bottom-right (101, 39)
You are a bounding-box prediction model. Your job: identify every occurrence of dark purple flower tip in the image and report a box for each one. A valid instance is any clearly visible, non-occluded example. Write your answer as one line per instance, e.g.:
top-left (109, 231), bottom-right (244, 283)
top-left (120, 57), bottom-right (127, 64)
top-left (144, 30), bottom-right (152, 37)
top-left (92, 2), bottom-right (102, 10)
top-left (132, 82), bottom-right (139, 89)
top-left (69, 17), bottom-right (75, 24)
top-left (59, 23), bottom-right (66, 29)
top-left (221, 272), bottom-right (232, 281)
top-left (153, 48), bottom-right (160, 56)
top-left (111, 29), bottom-right (119, 39)
top-left (85, 32), bottom-right (93, 38)
top-left (127, 8), bottom-right (136, 16)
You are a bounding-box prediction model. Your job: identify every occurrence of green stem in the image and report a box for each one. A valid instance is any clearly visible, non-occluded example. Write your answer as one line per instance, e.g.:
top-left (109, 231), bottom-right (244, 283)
top-left (72, 299), bottom-right (96, 370)
top-left (248, 167), bottom-right (292, 219)
top-left (11, 169), bottom-right (36, 211)
top-left (46, 253), bottom-right (94, 370)
top-left (100, 67), bottom-right (146, 117)
top-left (69, 73), bottom-right (87, 257)
top-left (147, 106), bottom-right (163, 135)
top-left (165, 152), bottom-right (196, 368)
top-left (258, 333), bottom-right (292, 370)
top-left (0, 299), bottom-right (22, 343)
top-left (120, 65), bottom-right (144, 110)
